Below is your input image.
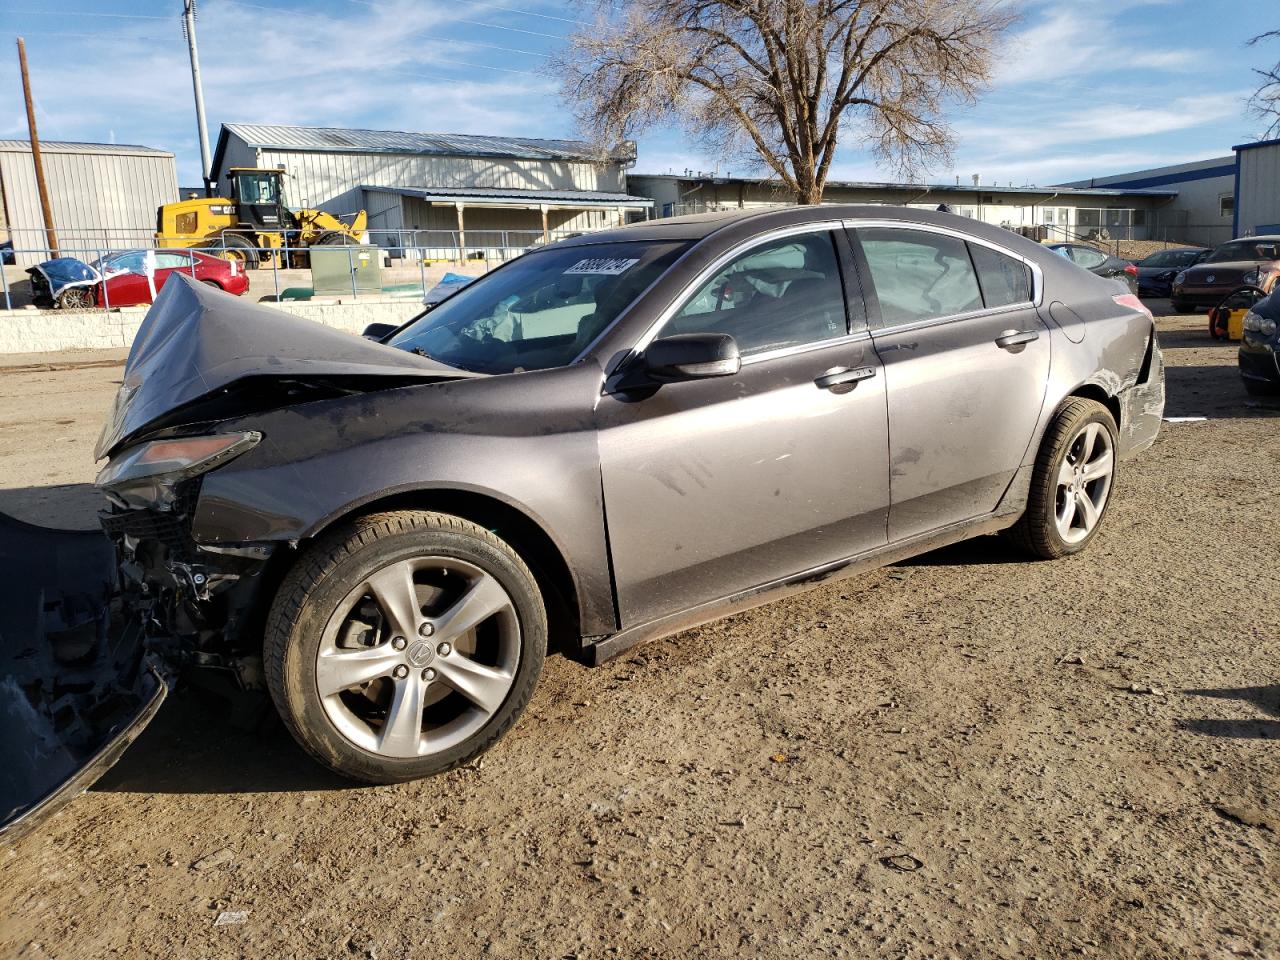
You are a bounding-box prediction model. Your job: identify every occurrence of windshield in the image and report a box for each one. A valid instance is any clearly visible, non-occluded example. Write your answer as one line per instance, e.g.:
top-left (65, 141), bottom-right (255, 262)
top-left (1206, 239), bottom-right (1280, 263)
top-left (236, 172), bottom-right (282, 205)
top-left (1140, 249), bottom-right (1200, 268)
top-left (388, 240), bottom-right (689, 373)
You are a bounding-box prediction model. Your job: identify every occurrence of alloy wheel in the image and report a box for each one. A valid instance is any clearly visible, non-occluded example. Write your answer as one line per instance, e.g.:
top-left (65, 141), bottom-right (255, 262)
top-left (1053, 421), bottom-right (1114, 545)
top-left (316, 556), bottom-right (521, 758)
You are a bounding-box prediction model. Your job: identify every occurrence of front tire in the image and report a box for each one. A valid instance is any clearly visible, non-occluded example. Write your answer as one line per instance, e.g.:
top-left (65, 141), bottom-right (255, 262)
top-left (1172, 300), bottom-right (1196, 314)
top-left (264, 510), bottom-right (547, 783)
top-left (1005, 398), bottom-right (1118, 559)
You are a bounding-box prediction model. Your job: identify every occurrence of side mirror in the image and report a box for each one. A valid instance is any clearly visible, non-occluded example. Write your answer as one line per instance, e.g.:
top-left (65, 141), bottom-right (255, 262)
top-left (642, 333), bottom-right (741, 382)
top-left (362, 322), bottom-right (397, 341)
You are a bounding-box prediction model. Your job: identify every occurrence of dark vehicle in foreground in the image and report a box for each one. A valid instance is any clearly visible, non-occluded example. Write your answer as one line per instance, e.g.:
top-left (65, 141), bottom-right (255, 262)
top-left (1239, 291), bottom-right (1280, 395)
top-left (27, 248), bottom-right (248, 308)
top-left (1171, 236), bottom-right (1280, 312)
top-left (1045, 242), bottom-right (1138, 292)
top-left (2, 206), bottom-right (1164, 836)
top-left (1133, 247), bottom-right (1209, 298)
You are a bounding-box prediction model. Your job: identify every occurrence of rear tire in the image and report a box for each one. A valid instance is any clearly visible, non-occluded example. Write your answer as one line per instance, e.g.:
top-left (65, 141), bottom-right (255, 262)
top-left (200, 279), bottom-right (222, 291)
top-left (1244, 378), bottom-right (1279, 397)
top-left (1004, 398), bottom-right (1118, 560)
top-left (264, 510), bottom-right (546, 783)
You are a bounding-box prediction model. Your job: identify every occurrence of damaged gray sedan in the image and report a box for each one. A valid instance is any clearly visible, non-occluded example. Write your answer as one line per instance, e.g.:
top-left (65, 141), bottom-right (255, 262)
top-left (2, 206), bottom-right (1165, 835)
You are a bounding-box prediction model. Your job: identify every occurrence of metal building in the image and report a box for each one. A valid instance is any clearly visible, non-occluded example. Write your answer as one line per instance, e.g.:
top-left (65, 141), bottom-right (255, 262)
top-left (209, 124), bottom-right (653, 256)
top-left (1056, 156), bottom-right (1237, 246)
top-left (1232, 138), bottom-right (1280, 238)
top-left (0, 140), bottom-right (178, 266)
top-left (630, 173), bottom-right (1176, 242)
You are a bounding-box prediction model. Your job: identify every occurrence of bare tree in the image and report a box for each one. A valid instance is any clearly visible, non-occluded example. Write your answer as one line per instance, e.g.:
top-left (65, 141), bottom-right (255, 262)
top-left (556, 0), bottom-right (1019, 204)
top-left (1248, 30), bottom-right (1280, 139)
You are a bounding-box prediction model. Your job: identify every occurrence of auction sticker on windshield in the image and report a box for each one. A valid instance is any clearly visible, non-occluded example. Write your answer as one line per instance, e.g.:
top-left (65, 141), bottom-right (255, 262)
top-left (564, 258), bottom-right (640, 276)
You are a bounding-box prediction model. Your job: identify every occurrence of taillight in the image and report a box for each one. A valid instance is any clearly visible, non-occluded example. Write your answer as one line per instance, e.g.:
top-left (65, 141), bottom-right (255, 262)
top-left (1113, 293), bottom-right (1152, 319)
top-left (1124, 264), bottom-right (1138, 276)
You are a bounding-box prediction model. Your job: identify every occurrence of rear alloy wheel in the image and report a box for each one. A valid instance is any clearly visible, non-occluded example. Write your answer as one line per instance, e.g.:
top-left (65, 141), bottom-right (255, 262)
top-left (1005, 398), bottom-right (1117, 559)
top-left (265, 511), bottom-right (546, 782)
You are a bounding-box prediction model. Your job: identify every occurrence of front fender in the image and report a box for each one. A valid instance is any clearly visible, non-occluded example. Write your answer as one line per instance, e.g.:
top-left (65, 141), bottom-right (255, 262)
top-left (191, 364), bottom-right (616, 635)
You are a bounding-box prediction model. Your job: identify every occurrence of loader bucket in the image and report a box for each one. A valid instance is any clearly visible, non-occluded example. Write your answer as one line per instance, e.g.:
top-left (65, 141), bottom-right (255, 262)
top-left (0, 512), bottom-right (166, 841)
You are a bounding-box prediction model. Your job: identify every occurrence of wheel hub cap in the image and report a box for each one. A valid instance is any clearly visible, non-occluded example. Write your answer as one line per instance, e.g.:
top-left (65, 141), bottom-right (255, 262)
top-left (405, 639), bottom-right (435, 668)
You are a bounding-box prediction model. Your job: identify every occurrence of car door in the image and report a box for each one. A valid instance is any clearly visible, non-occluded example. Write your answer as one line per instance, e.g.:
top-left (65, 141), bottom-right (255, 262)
top-left (101, 252), bottom-right (151, 307)
top-left (596, 226), bottom-right (891, 628)
top-left (848, 223), bottom-right (1050, 542)
top-left (152, 252), bottom-right (195, 299)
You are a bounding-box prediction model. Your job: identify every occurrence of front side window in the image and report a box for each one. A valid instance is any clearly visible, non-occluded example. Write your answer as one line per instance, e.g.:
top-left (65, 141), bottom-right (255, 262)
top-left (388, 240), bottom-right (688, 374)
top-left (236, 173), bottom-right (281, 205)
top-left (663, 231), bottom-right (849, 355)
top-left (857, 228), bottom-right (982, 328)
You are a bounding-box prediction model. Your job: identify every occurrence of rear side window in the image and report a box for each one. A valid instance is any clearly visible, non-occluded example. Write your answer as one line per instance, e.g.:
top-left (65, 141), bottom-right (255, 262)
top-left (1070, 246), bottom-right (1107, 269)
top-left (857, 227), bottom-right (983, 328)
top-left (969, 243), bottom-right (1032, 307)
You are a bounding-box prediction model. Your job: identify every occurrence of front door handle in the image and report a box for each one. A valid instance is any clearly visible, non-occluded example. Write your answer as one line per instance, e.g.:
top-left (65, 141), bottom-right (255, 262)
top-left (815, 365), bottom-right (877, 390)
top-left (995, 329), bottom-right (1039, 352)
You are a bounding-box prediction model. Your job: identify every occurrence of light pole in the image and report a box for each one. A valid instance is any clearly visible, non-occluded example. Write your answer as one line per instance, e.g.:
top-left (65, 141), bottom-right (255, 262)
top-left (182, 0), bottom-right (213, 194)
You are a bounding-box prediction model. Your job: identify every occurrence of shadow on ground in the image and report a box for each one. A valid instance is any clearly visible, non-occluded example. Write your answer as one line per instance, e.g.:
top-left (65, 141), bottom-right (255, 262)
top-left (0, 482), bottom-right (102, 530)
top-left (1178, 684), bottom-right (1280, 740)
top-left (1162, 364), bottom-right (1280, 419)
top-left (92, 684), bottom-right (352, 796)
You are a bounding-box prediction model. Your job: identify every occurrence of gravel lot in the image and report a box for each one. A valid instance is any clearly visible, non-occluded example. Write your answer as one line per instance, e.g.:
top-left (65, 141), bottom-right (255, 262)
top-left (2, 305), bottom-right (1278, 960)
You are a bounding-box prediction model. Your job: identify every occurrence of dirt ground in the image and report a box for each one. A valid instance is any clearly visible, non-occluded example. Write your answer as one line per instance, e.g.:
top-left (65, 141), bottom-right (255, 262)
top-left (1, 304), bottom-right (1278, 960)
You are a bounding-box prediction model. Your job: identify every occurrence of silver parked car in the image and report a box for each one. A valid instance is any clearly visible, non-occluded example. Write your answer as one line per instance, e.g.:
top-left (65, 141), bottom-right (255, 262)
top-left (4, 206), bottom-right (1164, 834)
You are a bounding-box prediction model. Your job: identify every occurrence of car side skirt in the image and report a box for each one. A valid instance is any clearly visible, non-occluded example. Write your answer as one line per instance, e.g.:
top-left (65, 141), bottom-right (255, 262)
top-left (584, 502), bottom-right (1023, 666)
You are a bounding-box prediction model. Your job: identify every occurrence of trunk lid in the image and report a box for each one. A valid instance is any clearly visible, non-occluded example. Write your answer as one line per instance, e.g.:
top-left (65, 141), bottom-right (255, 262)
top-left (96, 275), bottom-right (479, 458)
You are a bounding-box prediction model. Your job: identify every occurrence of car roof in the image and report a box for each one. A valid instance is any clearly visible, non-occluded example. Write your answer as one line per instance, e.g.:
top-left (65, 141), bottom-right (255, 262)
top-left (550, 204), bottom-right (1053, 251)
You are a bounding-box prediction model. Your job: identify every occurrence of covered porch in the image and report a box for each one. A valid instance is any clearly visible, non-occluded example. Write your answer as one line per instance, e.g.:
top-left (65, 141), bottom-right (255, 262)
top-left (361, 185), bottom-right (653, 262)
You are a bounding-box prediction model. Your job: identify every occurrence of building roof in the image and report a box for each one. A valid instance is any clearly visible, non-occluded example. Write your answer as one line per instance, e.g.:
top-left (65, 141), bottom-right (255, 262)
top-left (362, 185), bottom-right (653, 208)
top-left (0, 140), bottom-right (173, 158)
top-left (631, 172), bottom-right (1177, 199)
top-left (214, 123), bottom-right (633, 172)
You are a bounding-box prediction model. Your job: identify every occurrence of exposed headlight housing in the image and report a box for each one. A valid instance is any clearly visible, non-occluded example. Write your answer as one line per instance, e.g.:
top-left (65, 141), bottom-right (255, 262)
top-left (96, 432), bottom-right (261, 511)
top-left (1243, 311), bottom-right (1278, 337)
top-left (1174, 271), bottom-right (1188, 285)
top-left (1242, 269), bottom-right (1261, 286)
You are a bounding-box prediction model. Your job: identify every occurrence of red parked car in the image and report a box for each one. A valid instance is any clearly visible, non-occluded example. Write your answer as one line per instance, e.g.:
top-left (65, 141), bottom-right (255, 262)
top-left (27, 248), bottom-right (248, 308)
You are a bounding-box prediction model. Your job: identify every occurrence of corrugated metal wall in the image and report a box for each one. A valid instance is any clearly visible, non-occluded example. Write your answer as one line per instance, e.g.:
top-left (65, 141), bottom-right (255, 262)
top-left (1237, 144), bottom-right (1280, 234)
top-left (221, 141), bottom-right (626, 214)
top-left (0, 145), bottom-right (178, 265)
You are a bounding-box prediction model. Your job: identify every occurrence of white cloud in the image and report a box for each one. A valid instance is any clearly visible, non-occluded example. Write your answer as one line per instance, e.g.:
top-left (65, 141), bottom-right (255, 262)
top-left (0, 0), bottom-right (566, 181)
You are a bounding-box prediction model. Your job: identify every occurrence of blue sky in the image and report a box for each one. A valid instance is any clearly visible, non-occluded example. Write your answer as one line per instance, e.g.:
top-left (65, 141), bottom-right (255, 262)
top-left (0, 0), bottom-right (1270, 188)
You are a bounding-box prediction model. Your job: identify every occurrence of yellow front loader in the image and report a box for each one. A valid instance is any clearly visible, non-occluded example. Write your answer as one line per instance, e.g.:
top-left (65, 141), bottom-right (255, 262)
top-left (156, 167), bottom-right (367, 268)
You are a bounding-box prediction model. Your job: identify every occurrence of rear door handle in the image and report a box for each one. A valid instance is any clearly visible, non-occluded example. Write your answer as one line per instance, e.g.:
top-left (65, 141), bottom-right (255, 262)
top-left (995, 329), bottom-right (1039, 352)
top-left (815, 365), bottom-right (877, 390)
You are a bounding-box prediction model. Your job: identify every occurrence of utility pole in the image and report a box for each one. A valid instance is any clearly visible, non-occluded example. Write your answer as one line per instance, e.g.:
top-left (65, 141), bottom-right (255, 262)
top-left (182, 0), bottom-right (213, 194)
top-left (16, 37), bottom-right (58, 255)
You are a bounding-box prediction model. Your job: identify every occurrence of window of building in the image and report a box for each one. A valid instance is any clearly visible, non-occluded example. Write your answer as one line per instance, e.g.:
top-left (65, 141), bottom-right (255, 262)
top-left (1220, 195), bottom-right (1235, 217)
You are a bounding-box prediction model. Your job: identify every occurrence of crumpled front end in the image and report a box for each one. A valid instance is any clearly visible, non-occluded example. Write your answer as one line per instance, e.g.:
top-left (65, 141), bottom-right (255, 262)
top-left (0, 514), bottom-right (165, 840)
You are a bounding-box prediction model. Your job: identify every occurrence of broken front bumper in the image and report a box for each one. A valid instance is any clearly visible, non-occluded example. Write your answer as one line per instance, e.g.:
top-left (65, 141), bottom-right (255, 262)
top-left (0, 513), bottom-right (169, 841)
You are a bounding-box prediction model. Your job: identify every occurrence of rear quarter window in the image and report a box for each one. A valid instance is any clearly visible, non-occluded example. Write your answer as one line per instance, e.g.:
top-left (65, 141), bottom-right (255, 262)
top-left (969, 244), bottom-right (1032, 308)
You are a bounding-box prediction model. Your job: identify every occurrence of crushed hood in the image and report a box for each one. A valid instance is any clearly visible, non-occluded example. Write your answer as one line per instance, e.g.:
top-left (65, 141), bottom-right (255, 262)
top-left (96, 275), bottom-right (479, 459)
